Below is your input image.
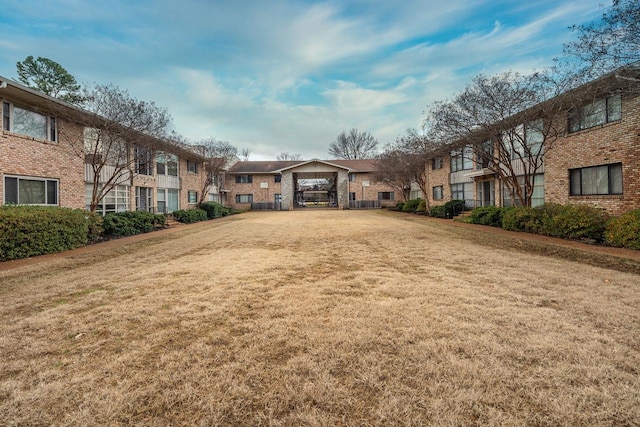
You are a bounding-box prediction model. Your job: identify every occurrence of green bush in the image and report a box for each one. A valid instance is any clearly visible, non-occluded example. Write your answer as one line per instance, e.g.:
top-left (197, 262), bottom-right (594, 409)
top-left (429, 205), bottom-right (446, 218)
top-left (604, 209), bottom-right (640, 250)
top-left (395, 202), bottom-right (404, 211)
top-left (103, 211), bottom-right (166, 236)
top-left (541, 204), bottom-right (608, 241)
top-left (416, 199), bottom-right (427, 214)
top-left (86, 211), bottom-right (104, 243)
top-left (444, 200), bottom-right (466, 218)
top-left (173, 208), bottom-right (208, 224)
top-left (0, 206), bottom-right (89, 261)
top-left (402, 199), bottom-right (421, 213)
top-left (199, 202), bottom-right (232, 219)
top-left (502, 207), bottom-right (546, 233)
top-left (469, 206), bottom-right (508, 227)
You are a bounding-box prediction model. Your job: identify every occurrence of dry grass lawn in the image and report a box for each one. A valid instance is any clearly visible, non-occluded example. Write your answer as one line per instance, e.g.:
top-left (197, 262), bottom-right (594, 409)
top-left (1, 210), bottom-right (639, 426)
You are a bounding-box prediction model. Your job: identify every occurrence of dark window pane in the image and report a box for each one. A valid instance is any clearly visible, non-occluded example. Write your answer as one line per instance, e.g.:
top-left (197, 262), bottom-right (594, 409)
top-left (5, 177), bottom-right (18, 203)
top-left (47, 180), bottom-right (58, 205)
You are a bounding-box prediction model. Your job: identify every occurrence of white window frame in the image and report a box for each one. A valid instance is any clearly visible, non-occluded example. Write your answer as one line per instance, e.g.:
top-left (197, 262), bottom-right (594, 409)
top-left (188, 190), bottom-right (198, 204)
top-left (4, 175), bottom-right (59, 205)
top-left (187, 160), bottom-right (198, 174)
top-left (2, 101), bottom-right (57, 142)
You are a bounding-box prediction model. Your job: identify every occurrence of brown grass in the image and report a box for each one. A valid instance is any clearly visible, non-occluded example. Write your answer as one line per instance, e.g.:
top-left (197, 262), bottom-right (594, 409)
top-left (1, 210), bottom-right (639, 426)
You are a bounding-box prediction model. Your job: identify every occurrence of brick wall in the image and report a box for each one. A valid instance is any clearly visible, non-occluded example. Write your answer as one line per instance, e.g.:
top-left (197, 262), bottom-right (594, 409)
top-left (0, 122), bottom-right (85, 209)
top-left (545, 93), bottom-right (640, 215)
top-left (425, 156), bottom-right (451, 207)
top-left (228, 174), bottom-right (283, 209)
top-left (347, 172), bottom-right (399, 207)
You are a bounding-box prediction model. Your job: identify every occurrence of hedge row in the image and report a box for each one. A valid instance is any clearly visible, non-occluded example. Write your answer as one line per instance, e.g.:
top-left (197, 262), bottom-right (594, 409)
top-left (0, 206), bottom-right (98, 261)
top-left (465, 204), bottom-right (640, 250)
top-left (102, 211), bottom-right (166, 236)
top-left (429, 200), bottom-right (467, 219)
top-left (200, 202), bottom-right (233, 219)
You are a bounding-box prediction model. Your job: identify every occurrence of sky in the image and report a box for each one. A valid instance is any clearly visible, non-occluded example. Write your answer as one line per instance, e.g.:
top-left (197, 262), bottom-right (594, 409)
top-left (0, 0), bottom-right (605, 160)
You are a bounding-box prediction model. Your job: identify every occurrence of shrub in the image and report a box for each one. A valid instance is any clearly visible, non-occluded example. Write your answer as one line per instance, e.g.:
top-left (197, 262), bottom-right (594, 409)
top-left (416, 199), bottom-right (427, 214)
top-left (541, 204), bottom-right (608, 241)
top-left (444, 199), bottom-right (466, 218)
top-left (86, 211), bottom-right (104, 243)
top-left (469, 206), bottom-right (507, 227)
top-left (173, 208), bottom-right (207, 224)
top-left (429, 205), bottom-right (446, 218)
top-left (200, 202), bottom-right (229, 219)
top-left (402, 199), bottom-right (421, 213)
top-left (604, 209), bottom-right (640, 250)
top-left (103, 211), bottom-right (165, 237)
top-left (502, 207), bottom-right (546, 233)
top-left (0, 206), bottom-right (88, 261)
top-left (395, 202), bottom-right (404, 211)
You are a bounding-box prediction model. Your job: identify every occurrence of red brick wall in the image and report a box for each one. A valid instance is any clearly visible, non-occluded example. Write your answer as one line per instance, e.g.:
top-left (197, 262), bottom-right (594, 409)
top-left (228, 174), bottom-right (283, 209)
top-left (425, 157), bottom-right (451, 207)
top-left (0, 122), bottom-right (85, 209)
top-left (545, 93), bottom-right (640, 215)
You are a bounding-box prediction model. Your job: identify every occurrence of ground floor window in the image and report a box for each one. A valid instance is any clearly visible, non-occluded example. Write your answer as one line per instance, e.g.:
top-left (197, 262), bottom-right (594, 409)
top-left (188, 190), bottom-right (198, 204)
top-left (451, 182), bottom-right (474, 207)
top-left (378, 192), bottom-right (394, 201)
top-left (570, 163), bottom-right (622, 196)
top-left (4, 175), bottom-right (58, 205)
top-left (157, 188), bottom-right (179, 214)
top-left (432, 186), bottom-right (443, 200)
top-left (136, 187), bottom-right (153, 212)
top-left (86, 184), bottom-right (130, 214)
top-left (208, 193), bottom-right (220, 203)
top-left (502, 175), bottom-right (544, 207)
top-left (236, 194), bottom-right (253, 203)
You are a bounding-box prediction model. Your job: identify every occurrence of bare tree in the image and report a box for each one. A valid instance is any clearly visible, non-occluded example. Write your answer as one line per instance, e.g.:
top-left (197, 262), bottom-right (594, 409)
top-left (277, 152), bottom-right (302, 161)
top-left (373, 146), bottom-right (413, 203)
top-left (240, 148), bottom-right (251, 161)
top-left (51, 83), bottom-right (174, 212)
top-left (197, 139), bottom-right (238, 204)
top-left (564, 0), bottom-right (640, 76)
top-left (425, 71), bottom-right (568, 207)
top-left (16, 56), bottom-right (83, 104)
top-left (329, 128), bottom-right (378, 160)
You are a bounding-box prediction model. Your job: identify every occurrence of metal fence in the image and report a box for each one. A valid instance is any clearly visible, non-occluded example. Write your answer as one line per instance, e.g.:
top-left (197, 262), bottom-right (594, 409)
top-left (349, 200), bottom-right (381, 209)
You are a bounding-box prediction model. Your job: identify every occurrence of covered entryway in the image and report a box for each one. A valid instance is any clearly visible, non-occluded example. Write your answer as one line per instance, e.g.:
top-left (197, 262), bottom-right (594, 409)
top-left (280, 160), bottom-right (350, 210)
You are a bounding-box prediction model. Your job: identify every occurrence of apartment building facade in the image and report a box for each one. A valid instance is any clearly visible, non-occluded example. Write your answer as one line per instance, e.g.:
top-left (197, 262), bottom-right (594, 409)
top-left (1, 77), bottom-right (211, 214)
top-left (423, 68), bottom-right (640, 216)
top-left (226, 159), bottom-right (401, 210)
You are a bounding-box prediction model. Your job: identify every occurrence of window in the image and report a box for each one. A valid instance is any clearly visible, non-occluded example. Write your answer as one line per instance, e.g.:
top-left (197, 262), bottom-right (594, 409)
top-left (570, 163), bottom-right (622, 196)
top-left (188, 190), bottom-right (198, 204)
top-left (274, 175), bottom-right (282, 183)
top-left (4, 176), bottom-right (58, 205)
top-left (432, 186), bottom-right (443, 200)
top-left (2, 102), bottom-right (57, 142)
top-left (568, 94), bottom-right (621, 133)
top-left (235, 194), bottom-right (253, 203)
top-left (502, 175), bottom-right (545, 207)
top-left (349, 192), bottom-right (356, 201)
top-left (135, 145), bottom-right (153, 175)
top-left (86, 184), bottom-right (129, 215)
top-left (187, 160), bottom-right (198, 174)
top-left (156, 152), bottom-right (178, 176)
top-left (348, 173), bottom-right (356, 182)
top-left (135, 187), bottom-right (153, 211)
top-left (235, 175), bottom-right (253, 184)
top-left (208, 193), bottom-right (219, 203)
top-left (432, 158), bottom-right (443, 170)
top-left (450, 146), bottom-right (473, 172)
top-left (378, 192), bottom-right (394, 201)
top-left (157, 188), bottom-right (179, 213)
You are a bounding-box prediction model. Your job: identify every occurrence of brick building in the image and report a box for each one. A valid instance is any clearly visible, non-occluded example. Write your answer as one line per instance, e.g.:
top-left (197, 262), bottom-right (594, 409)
top-left (226, 159), bottom-right (401, 210)
top-left (423, 66), bottom-right (640, 216)
top-left (1, 76), bottom-right (212, 214)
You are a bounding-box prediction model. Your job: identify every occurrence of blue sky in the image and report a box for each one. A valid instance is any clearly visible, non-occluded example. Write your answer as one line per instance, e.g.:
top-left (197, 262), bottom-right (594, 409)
top-left (0, 0), bottom-right (604, 160)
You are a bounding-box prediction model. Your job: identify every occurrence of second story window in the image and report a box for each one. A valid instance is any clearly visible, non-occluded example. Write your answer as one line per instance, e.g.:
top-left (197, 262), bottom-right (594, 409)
top-left (432, 158), bottom-right (443, 170)
top-left (2, 101), bottom-right (57, 142)
top-left (450, 146), bottom-right (473, 172)
top-left (235, 175), bottom-right (253, 183)
top-left (135, 145), bottom-right (153, 176)
top-left (187, 160), bottom-right (198, 174)
top-left (568, 93), bottom-right (621, 133)
top-left (156, 152), bottom-right (178, 176)
top-left (348, 173), bottom-right (356, 182)
top-left (274, 175), bottom-right (282, 183)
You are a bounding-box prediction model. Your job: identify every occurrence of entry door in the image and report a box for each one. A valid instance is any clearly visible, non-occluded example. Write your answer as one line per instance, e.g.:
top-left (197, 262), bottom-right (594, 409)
top-left (136, 187), bottom-right (152, 212)
top-left (477, 181), bottom-right (494, 207)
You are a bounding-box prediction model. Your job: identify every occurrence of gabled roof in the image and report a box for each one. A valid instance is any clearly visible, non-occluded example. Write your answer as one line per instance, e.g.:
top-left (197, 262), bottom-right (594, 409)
top-left (227, 158), bottom-right (379, 174)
